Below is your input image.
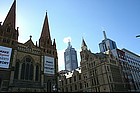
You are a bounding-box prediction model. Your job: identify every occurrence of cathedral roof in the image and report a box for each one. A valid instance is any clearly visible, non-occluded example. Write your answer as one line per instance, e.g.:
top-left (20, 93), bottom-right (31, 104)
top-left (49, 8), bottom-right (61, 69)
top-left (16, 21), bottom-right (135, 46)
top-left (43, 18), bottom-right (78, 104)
top-left (24, 36), bottom-right (35, 47)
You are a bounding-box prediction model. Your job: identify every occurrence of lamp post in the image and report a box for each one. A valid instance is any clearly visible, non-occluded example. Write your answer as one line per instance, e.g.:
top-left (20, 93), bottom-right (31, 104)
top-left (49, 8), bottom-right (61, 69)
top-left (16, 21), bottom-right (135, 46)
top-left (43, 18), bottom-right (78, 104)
top-left (136, 35), bottom-right (140, 38)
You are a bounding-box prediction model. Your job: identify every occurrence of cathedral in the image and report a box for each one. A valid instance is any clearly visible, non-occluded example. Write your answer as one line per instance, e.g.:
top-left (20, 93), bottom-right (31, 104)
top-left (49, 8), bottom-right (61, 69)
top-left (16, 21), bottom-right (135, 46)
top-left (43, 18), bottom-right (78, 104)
top-left (0, 0), bottom-right (58, 92)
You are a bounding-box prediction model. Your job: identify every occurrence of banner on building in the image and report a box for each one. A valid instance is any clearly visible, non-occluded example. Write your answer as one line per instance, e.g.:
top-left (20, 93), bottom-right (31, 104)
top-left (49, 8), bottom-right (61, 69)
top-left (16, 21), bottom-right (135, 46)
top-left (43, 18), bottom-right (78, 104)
top-left (0, 46), bottom-right (12, 69)
top-left (44, 56), bottom-right (54, 75)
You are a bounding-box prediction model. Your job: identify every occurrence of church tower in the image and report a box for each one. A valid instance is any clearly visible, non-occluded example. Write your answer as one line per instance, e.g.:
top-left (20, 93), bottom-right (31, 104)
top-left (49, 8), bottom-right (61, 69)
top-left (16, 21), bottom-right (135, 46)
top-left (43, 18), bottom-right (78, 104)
top-left (39, 12), bottom-right (58, 92)
top-left (39, 12), bottom-right (51, 49)
top-left (0, 0), bottom-right (19, 47)
top-left (0, 0), bottom-right (19, 91)
top-left (80, 38), bottom-right (89, 62)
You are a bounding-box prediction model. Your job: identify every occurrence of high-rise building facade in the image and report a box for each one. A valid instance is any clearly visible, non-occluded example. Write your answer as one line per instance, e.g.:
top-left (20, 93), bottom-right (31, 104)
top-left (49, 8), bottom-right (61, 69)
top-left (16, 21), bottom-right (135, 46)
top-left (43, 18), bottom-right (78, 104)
top-left (58, 39), bottom-right (128, 92)
top-left (0, 0), bottom-right (58, 92)
top-left (99, 31), bottom-right (117, 53)
top-left (122, 48), bottom-right (140, 92)
top-left (99, 31), bottom-right (140, 92)
top-left (64, 41), bottom-right (78, 71)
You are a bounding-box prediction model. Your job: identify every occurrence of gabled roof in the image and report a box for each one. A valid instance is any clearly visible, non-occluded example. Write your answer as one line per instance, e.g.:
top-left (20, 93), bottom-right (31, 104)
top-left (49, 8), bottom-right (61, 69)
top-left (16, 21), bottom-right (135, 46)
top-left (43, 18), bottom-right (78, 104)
top-left (24, 36), bottom-right (35, 47)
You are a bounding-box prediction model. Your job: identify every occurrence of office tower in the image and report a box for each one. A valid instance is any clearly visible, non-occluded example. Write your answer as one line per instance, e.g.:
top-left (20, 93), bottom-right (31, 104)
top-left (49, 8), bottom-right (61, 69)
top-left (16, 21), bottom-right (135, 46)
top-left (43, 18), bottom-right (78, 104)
top-left (99, 31), bottom-right (117, 53)
top-left (122, 48), bottom-right (140, 92)
top-left (99, 31), bottom-right (140, 92)
top-left (64, 41), bottom-right (78, 71)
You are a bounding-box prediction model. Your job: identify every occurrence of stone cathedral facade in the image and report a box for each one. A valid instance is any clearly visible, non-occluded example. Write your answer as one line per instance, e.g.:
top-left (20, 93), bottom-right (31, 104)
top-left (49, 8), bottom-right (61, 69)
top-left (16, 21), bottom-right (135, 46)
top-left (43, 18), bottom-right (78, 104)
top-left (0, 0), bottom-right (58, 92)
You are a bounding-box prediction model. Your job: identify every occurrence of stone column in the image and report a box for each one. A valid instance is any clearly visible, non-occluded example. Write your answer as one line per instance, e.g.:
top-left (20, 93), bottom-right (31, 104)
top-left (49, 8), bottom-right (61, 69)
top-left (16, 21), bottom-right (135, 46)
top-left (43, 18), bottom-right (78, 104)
top-left (18, 63), bottom-right (22, 80)
top-left (33, 65), bottom-right (36, 81)
top-left (9, 50), bottom-right (17, 85)
top-left (41, 56), bottom-right (44, 87)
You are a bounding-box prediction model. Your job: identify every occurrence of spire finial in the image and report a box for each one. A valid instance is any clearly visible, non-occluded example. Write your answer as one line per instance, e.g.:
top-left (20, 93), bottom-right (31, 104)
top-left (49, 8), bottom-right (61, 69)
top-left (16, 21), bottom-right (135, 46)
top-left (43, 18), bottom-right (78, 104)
top-left (30, 35), bottom-right (32, 40)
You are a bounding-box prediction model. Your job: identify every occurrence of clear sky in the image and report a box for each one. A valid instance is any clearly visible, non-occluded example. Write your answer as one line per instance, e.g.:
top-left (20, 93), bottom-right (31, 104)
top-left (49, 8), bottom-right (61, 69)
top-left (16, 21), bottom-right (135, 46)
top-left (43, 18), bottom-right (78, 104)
top-left (1, 0), bottom-right (140, 70)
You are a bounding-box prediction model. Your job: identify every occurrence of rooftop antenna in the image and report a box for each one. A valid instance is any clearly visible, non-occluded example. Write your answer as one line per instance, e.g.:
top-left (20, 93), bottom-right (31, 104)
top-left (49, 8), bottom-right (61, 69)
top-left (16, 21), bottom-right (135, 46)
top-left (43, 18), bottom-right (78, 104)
top-left (68, 38), bottom-right (71, 47)
top-left (103, 31), bottom-right (107, 40)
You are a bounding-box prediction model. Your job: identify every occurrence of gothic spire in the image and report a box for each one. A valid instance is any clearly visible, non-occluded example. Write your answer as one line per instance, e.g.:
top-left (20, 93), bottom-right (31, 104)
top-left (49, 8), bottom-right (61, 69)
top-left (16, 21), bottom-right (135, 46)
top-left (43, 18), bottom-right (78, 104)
top-left (53, 38), bottom-right (56, 48)
top-left (3, 0), bottom-right (16, 29)
top-left (40, 11), bottom-right (51, 40)
top-left (82, 38), bottom-right (87, 47)
top-left (81, 38), bottom-right (87, 50)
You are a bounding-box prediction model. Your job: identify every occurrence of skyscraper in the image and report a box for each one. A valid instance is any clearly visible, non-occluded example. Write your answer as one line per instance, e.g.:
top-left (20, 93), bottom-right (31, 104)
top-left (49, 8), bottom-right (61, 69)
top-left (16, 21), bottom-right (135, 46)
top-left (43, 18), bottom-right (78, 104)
top-left (64, 41), bottom-right (78, 71)
top-left (99, 31), bottom-right (117, 53)
top-left (99, 31), bottom-right (140, 92)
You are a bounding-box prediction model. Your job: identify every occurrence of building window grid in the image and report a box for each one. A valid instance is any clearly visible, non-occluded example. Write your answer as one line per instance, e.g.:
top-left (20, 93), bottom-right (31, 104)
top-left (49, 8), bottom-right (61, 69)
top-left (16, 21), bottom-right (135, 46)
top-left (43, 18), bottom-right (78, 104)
top-left (80, 83), bottom-right (82, 89)
top-left (74, 75), bottom-right (76, 82)
top-left (79, 75), bottom-right (81, 80)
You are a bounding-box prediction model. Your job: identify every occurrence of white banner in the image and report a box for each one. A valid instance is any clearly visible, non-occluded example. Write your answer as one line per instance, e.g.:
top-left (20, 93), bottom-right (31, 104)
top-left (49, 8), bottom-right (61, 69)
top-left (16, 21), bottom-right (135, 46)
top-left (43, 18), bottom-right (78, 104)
top-left (44, 56), bottom-right (54, 74)
top-left (0, 46), bottom-right (12, 68)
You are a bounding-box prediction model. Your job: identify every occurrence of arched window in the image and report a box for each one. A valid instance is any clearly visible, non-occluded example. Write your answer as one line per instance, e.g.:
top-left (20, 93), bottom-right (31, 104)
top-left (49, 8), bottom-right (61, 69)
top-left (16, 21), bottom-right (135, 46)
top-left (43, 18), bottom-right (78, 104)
top-left (35, 65), bottom-right (39, 81)
top-left (14, 61), bottom-right (19, 79)
top-left (29, 64), bottom-right (34, 80)
top-left (21, 63), bottom-right (25, 79)
top-left (20, 57), bottom-right (34, 81)
top-left (25, 63), bottom-right (29, 80)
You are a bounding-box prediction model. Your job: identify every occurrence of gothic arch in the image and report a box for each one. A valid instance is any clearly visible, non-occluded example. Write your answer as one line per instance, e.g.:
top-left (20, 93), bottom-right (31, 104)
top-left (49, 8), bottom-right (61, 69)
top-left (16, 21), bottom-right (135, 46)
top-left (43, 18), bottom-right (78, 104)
top-left (20, 56), bottom-right (34, 81)
top-left (14, 59), bottom-right (20, 79)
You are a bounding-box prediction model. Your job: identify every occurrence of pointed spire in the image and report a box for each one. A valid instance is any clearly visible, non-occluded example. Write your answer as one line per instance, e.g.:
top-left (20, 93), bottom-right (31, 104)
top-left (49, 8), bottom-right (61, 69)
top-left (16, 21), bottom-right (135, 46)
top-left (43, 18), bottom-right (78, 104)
top-left (40, 11), bottom-right (51, 40)
top-left (36, 41), bottom-right (38, 47)
top-left (82, 38), bottom-right (87, 47)
top-left (81, 38), bottom-right (87, 50)
top-left (3, 0), bottom-right (16, 29)
top-left (53, 39), bottom-right (56, 47)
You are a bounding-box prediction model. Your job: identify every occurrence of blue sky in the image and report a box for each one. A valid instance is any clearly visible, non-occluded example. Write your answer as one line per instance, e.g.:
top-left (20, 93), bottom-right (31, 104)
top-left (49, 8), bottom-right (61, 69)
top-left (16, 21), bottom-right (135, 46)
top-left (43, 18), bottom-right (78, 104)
top-left (1, 0), bottom-right (140, 70)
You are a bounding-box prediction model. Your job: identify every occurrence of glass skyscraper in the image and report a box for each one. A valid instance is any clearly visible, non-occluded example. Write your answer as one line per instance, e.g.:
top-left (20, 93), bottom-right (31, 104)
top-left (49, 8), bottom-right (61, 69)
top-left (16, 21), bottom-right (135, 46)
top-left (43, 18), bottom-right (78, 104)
top-left (99, 31), bottom-right (117, 53)
top-left (64, 41), bottom-right (78, 71)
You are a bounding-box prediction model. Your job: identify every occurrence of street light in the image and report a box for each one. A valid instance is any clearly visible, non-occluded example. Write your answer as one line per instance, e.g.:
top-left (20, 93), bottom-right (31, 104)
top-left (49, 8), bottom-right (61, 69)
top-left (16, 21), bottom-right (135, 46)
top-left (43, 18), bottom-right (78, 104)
top-left (136, 35), bottom-right (140, 38)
